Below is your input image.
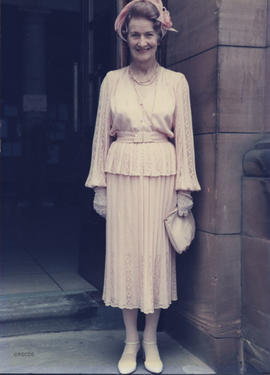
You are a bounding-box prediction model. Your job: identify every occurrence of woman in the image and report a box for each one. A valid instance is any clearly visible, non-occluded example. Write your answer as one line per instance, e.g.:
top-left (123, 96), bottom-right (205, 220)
top-left (85, 0), bottom-right (201, 373)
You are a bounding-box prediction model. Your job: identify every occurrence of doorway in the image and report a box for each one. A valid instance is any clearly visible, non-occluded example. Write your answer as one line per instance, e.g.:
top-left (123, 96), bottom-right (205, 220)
top-left (0, 0), bottom-right (116, 297)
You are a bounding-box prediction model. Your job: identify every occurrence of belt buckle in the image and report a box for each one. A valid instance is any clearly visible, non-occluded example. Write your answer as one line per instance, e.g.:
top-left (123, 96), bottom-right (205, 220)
top-left (134, 132), bottom-right (145, 143)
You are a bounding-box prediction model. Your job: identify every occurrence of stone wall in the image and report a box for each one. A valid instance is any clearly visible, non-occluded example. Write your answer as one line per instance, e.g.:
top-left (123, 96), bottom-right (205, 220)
top-left (241, 0), bottom-right (270, 368)
top-left (242, 136), bottom-right (270, 371)
top-left (164, 0), bottom-right (270, 372)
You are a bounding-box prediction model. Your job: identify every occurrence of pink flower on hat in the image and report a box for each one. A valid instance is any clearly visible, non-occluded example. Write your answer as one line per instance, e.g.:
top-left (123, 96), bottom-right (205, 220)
top-left (159, 7), bottom-right (173, 29)
top-left (150, 0), bottom-right (174, 30)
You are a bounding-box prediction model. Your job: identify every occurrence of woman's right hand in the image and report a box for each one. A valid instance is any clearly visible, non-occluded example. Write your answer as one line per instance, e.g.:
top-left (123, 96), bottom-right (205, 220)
top-left (93, 187), bottom-right (107, 219)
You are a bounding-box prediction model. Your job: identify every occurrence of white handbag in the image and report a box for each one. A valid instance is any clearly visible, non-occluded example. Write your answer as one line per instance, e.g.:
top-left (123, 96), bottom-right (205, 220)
top-left (164, 208), bottom-right (196, 254)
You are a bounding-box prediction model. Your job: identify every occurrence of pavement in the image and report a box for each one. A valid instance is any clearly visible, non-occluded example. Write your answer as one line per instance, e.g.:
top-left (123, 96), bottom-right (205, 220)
top-left (0, 329), bottom-right (216, 374)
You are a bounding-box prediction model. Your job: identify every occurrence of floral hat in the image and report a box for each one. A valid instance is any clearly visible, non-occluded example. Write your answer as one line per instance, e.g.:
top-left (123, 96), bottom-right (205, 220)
top-left (115, 0), bottom-right (177, 41)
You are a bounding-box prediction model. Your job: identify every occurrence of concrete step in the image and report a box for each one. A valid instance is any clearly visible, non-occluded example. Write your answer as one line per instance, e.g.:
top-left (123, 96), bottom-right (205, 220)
top-left (0, 290), bottom-right (123, 337)
top-left (0, 329), bottom-right (216, 374)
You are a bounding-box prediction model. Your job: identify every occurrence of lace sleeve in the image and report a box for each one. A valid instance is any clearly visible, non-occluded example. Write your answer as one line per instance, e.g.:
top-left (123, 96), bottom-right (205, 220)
top-left (173, 74), bottom-right (201, 192)
top-left (85, 72), bottom-right (112, 189)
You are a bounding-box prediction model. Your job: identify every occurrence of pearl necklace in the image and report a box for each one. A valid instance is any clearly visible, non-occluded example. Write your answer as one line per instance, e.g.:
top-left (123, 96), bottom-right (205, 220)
top-left (128, 63), bottom-right (160, 86)
top-left (131, 67), bottom-right (161, 126)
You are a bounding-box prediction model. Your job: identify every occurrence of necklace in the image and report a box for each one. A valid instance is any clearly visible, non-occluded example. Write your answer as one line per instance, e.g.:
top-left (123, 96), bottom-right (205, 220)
top-left (131, 67), bottom-right (161, 125)
top-left (128, 63), bottom-right (160, 86)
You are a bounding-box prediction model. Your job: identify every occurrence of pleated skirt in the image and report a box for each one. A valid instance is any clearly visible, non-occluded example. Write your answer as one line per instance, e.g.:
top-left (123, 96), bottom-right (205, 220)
top-left (103, 172), bottom-right (178, 314)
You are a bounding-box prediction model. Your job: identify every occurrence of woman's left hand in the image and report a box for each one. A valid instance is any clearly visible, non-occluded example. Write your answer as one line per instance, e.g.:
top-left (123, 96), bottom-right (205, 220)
top-left (177, 190), bottom-right (193, 217)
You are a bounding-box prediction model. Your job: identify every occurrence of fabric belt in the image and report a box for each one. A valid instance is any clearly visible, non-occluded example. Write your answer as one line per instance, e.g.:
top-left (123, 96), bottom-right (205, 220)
top-left (116, 131), bottom-right (168, 143)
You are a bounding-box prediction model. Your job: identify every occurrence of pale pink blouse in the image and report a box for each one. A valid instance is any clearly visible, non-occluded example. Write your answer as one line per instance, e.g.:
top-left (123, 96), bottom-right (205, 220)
top-left (85, 66), bottom-right (201, 192)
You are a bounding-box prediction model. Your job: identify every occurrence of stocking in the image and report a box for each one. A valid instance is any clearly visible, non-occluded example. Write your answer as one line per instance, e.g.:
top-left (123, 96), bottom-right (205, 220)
top-left (118, 308), bottom-right (140, 374)
top-left (142, 309), bottom-right (163, 373)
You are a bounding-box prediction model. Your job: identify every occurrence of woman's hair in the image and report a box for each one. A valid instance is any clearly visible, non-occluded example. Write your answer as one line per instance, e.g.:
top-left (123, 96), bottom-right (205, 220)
top-left (121, 0), bottom-right (162, 42)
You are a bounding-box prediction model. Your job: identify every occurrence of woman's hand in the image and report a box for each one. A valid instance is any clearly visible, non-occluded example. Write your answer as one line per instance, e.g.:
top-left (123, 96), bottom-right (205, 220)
top-left (177, 190), bottom-right (193, 217)
top-left (93, 187), bottom-right (107, 219)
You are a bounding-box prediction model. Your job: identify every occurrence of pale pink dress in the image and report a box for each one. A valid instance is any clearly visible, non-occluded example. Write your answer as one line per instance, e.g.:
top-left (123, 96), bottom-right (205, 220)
top-left (85, 66), bottom-right (201, 314)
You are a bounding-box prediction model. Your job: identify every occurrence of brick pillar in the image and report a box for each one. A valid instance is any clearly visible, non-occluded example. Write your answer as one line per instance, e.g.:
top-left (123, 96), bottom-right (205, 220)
top-left (242, 136), bottom-right (270, 373)
top-left (164, 0), bottom-right (269, 372)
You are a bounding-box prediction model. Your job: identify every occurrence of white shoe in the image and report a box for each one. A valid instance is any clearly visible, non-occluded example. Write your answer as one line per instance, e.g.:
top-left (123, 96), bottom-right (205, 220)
top-left (118, 341), bottom-right (140, 374)
top-left (142, 341), bottom-right (163, 374)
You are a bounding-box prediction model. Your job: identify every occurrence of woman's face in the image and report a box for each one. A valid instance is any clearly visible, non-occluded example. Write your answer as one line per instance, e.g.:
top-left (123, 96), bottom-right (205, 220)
top-left (127, 17), bottom-right (159, 65)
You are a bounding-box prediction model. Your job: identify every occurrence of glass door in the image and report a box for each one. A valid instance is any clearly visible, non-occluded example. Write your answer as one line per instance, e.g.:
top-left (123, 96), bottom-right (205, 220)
top-left (78, 0), bottom-right (117, 290)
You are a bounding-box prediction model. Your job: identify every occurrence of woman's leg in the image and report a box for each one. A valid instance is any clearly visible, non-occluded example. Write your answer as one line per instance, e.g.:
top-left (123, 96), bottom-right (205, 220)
top-left (118, 308), bottom-right (140, 374)
top-left (142, 309), bottom-right (163, 374)
top-left (122, 308), bottom-right (139, 342)
top-left (143, 308), bottom-right (160, 342)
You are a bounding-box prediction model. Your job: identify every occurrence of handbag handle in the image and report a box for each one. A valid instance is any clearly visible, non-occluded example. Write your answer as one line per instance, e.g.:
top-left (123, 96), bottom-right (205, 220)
top-left (164, 207), bottom-right (178, 221)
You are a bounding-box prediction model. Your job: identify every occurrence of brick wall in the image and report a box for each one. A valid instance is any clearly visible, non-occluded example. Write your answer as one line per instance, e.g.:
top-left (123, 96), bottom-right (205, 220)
top-left (164, 0), bottom-right (270, 372)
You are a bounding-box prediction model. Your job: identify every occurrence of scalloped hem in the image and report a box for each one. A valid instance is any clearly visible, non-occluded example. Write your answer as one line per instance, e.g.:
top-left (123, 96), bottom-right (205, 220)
top-left (102, 298), bottom-right (178, 315)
